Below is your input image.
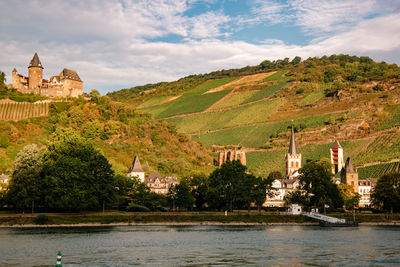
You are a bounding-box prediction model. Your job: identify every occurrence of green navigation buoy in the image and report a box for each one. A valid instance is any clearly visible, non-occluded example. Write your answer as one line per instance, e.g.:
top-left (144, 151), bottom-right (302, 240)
top-left (56, 251), bottom-right (62, 267)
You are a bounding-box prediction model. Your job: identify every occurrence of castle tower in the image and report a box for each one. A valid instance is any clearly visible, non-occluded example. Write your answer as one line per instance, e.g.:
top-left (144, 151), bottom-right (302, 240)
top-left (28, 52), bottom-right (43, 92)
top-left (285, 126), bottom-right (302, 179)
top-left (127, 154), bottom-right (145, 183)
top-left (330, 140), bottom-right (344, 174)
top-left (340, 157), bottom-right (359, 193)
top-left (12, 68), bottom-right (18, 89)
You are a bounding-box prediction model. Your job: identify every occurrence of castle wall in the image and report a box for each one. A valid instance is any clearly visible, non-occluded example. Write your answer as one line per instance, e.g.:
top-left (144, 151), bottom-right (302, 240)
top-left (62, 79), bottom-right (83, 97)
top-left (218, 150), bottom-right (246, 166)
top-left (11, 72), bottom-right (28, 93)
top-left (28, 67), bottom-right (43, 91)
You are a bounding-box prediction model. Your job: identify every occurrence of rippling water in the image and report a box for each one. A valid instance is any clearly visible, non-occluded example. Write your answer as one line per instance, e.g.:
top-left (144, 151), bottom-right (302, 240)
top-left (0, 225), bottom-right (399, 266)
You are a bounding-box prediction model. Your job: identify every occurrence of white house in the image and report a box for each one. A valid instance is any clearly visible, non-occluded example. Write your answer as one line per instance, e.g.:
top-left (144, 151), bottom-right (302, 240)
top-left (127, 155), bottom-right (145, 182)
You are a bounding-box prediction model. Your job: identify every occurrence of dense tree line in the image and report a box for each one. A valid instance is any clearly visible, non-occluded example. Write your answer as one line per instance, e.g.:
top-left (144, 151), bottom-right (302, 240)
top-left (290, 54), bottom-right (400, 85)
top-left (372, 173), bottom-right (400, 213)
top-left (6, 128), bottom-right (116, 212)
top-left (2, 127), bottom-right (399, 213)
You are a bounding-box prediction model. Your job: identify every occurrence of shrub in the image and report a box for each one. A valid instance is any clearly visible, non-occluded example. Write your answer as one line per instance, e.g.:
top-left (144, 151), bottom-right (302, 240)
top-left (134, 216), bottom-right (143, 222)
top-left (126, 204), bottom-right (150, 212)
top-left (0, 135), bottom-right (9, 148)
top-left (373, 84), bottom-right (385, 91)
top-left (34, 214), bottom-right (49, 225)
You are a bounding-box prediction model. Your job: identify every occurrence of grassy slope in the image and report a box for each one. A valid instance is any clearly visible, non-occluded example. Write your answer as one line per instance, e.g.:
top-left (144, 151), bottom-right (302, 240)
top-left (141, 77), bottom-right (236, 118)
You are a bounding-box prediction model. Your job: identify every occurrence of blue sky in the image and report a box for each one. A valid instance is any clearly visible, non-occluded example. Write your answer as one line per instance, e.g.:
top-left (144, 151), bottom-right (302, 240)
top-left (1, 0), bottom-right (400, 94)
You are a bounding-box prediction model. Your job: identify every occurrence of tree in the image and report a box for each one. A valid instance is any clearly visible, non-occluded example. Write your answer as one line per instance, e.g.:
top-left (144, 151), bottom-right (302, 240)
top-left (89, 89), bottom-right (101, 104)
top-left (167, 181), bottom-right (194, 210)
top-left (338, 183), bottom-right (360, 210)
top-left (298, 160), bottom-right (343, 209)
top-left (285, 190), bottom-right (311, 207)
top-left (207, 160), bottom-right (247, 211)
top-left (253, 176), bottom-right (274, 212)
top-left (7, 144), bottom-right (43, 212)
top-left (207, 160), bottom-right (266, 211)
top-left (372, 173), bottom-right (400, 213)
top-left (40, 128), bottom-right (116, 211)
top-left (187, 174), bottom-right (208, 210)
top-left (114, 174), bottom-right (136, 208)
top-left (291, 56), bottom-right (302, 65)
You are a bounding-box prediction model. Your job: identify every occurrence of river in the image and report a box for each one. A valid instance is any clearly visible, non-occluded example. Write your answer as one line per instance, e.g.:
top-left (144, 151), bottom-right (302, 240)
top-left (0, 225), bottom-right (399, 266)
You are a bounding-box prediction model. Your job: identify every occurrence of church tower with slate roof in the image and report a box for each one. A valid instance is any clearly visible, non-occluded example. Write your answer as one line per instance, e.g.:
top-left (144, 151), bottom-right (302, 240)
top-left (127, 155), bottom-right (145, 182)
top-left (285, 126), bottom-right (302, 179)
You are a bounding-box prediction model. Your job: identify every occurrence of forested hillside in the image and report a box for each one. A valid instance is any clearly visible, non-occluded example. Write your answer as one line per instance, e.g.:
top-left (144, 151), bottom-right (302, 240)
top-left (109, 55), bottom-right (400, 178)
top-left (0, 94), bottom-right (213, 176)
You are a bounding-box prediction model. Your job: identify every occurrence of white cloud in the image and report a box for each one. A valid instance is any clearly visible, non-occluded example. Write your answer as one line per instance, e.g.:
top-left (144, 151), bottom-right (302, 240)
top-left (0, 0), bottom-right (399, 95)
top-left (250, 0), bottom-right (289, 24)
top-left (289, 0), bottom-right (377, 34)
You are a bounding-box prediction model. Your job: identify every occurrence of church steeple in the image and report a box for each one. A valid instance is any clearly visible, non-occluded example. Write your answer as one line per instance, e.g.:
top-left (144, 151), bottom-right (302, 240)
top-left (288, 126), bottom-right (298, 155)
top-left (285, 125), bottom-right (302, 179)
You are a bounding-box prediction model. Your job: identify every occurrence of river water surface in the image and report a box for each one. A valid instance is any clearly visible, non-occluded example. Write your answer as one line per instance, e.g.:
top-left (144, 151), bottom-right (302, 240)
top-left (0, 225), bottom-right (399, 266)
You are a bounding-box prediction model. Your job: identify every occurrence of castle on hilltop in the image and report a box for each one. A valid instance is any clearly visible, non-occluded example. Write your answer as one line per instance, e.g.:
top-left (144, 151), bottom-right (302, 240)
top-left (10, 53), bottom-right (83, 98)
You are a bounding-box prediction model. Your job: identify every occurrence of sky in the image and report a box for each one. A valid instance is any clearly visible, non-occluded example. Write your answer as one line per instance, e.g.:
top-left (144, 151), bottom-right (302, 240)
top-left (1, 0), bottom-right (400, 94)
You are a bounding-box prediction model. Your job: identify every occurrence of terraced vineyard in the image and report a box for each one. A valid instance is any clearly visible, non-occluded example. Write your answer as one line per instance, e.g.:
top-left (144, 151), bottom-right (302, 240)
top-left (0, 101), bottom-right (50, 121)
top-left (357, 133), bottom-right (400, 164)
top-left (358, 161), bottom-right (400, 179)
top-left (108, 55), bottom-right (400, 178)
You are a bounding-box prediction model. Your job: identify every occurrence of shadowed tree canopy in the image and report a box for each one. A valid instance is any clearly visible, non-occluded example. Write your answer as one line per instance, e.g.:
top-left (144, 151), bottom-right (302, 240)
top-left (372, 173), bottom-right (400, 213)
top-left (207, 160), bottom-right (271, 211)
top-left (297, 160), bottom-right (343, 209)
top-left (40, 128), bottom-right (116, 211)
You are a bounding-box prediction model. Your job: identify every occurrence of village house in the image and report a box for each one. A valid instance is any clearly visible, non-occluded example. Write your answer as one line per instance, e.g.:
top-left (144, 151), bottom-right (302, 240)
top-left (10, 53), bottom-right (83, 98)
top-left (127, 155), bottom-right (178, 194)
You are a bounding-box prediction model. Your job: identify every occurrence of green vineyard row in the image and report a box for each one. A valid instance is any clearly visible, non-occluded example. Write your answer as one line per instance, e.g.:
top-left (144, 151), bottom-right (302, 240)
top-left (358, 161), bottom-right (400, 179)
top-left (0, 102), bottom-right (49, 121)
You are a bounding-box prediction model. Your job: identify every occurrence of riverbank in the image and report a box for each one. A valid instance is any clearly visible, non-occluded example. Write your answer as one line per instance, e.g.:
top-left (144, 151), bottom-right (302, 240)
top-left (2, 221), bottom-right (400, 228)
top-left (1, 212), bottom-right (400, 227)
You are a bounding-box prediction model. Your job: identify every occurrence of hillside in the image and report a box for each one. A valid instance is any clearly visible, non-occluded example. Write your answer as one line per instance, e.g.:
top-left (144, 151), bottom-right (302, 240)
top-left (0, 96), bottom-right (213, 176)
top-left (109, 55), bottom-right (400, 178)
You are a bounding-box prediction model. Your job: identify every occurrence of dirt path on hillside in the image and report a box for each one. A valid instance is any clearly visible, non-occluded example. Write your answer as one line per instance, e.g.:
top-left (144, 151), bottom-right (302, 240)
top-left (205, 72), bottom-right (275, 94)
